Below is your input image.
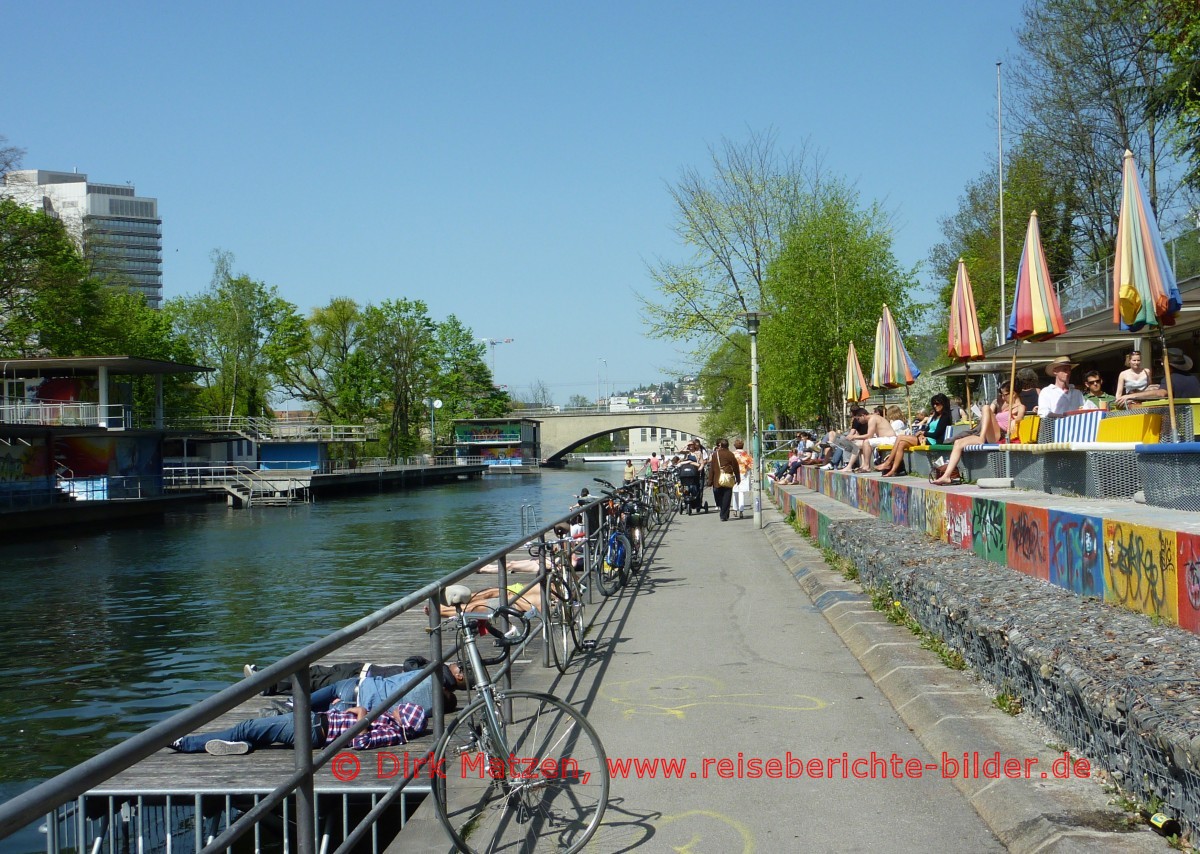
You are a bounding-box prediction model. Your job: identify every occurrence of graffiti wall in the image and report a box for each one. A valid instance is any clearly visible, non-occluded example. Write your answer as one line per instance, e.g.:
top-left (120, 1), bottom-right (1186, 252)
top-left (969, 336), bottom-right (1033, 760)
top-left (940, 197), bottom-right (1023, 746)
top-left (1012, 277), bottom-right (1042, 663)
top-left (1048, 512), bottom-right (1104, 597)
top-left (1104, 522), bottom-right (1177, 623)
top-left (0, 438), bottom-right (51, 490)
top-left (54, 436), bottom-right (161, 478)
top-left (1006, 504), bottom-right (1049, 580)
top-left (945, 493), bottom-right (972, 550)
top-left (771, 471), bottom-right (1200, 634)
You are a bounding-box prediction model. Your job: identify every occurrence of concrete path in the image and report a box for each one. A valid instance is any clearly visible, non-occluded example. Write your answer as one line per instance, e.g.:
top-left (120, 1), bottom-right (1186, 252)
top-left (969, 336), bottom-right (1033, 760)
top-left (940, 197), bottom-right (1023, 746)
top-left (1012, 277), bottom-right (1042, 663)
top-left (393, 499), bottom-right (1164, 852)
top-left (551, 507), bottom-right (1003, 852)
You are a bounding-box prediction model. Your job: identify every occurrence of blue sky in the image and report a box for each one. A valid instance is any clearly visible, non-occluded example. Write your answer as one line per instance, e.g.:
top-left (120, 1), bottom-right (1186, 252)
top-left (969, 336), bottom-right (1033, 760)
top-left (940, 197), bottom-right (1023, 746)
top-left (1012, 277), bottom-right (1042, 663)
top-left (3, 2), bottom-right (1021, 404)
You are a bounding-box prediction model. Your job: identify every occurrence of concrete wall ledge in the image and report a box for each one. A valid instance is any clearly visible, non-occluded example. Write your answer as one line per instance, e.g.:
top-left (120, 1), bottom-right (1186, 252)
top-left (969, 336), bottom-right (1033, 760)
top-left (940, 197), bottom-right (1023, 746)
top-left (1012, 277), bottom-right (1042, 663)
top-left (766, 488), bottom-right (1200, 842)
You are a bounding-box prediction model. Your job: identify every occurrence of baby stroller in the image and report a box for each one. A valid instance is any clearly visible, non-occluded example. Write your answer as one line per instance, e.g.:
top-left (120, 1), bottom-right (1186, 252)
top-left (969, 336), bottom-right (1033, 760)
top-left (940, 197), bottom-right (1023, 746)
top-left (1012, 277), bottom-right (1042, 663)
top-left (675, 460), bottom-right (708, 515)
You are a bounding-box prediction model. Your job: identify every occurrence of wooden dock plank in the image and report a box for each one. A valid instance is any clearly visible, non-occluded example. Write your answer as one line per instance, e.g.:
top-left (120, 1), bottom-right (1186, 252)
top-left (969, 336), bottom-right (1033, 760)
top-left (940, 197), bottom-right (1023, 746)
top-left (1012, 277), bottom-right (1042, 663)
top-left (92, 569), bottom-right (547, 797)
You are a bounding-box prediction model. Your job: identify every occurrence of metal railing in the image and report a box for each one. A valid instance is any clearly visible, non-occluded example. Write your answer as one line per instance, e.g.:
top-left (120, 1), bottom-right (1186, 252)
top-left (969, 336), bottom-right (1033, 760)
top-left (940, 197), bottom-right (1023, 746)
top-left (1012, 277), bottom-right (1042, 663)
top-left (164, 417), bottom-right (377, 443)
top-left (0, 399), bottom-right (129, 428)
top-left (163, 465), bottom-right (309, 505)
top-left (0, 503), bottom-right (596, 854)
top-left (1057, 226), bottom-right (1200, 324)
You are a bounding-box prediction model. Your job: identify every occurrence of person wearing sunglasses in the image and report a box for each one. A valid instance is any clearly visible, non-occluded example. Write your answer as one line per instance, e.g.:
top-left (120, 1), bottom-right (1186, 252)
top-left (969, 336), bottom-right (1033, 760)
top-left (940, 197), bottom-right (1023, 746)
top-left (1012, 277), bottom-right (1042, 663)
top-left (1082, 370), bottom-right (1115, 410)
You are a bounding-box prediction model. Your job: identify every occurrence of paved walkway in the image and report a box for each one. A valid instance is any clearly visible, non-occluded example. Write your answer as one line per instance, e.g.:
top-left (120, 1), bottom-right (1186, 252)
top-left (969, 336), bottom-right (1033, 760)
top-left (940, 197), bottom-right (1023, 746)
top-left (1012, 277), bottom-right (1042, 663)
top-left (395, 500), bottom-right (1165, 852)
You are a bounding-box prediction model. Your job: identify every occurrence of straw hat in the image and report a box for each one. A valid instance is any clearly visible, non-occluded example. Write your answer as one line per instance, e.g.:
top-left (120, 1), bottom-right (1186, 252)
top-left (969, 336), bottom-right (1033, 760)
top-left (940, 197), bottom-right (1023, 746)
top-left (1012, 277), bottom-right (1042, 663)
top-left (1165, 348), bottom-right (1194, 372)
top-left (1044, 355), bottom-right (1078, 376)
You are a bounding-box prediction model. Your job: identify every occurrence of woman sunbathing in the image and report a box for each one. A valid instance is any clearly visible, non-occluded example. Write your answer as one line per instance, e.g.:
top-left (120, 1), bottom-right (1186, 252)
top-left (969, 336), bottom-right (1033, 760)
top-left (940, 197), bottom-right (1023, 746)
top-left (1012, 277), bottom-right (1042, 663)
top-left (930, 383), bottom-right (1026, 485)
top-left (876, 393), bottom-right (953, 477)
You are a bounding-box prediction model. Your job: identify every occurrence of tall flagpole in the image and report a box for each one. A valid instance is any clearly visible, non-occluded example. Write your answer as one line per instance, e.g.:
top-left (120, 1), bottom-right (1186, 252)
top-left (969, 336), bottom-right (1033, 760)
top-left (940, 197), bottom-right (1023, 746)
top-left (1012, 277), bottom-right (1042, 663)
top-left (997, 61), bottom-right (1006, 348)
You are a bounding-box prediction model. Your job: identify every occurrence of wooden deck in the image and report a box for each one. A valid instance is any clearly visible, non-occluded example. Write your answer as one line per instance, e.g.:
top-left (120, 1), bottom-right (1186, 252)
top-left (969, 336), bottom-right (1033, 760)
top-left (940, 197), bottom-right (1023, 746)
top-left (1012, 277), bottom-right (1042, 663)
top-left (91, 566), bottom-right (546, 798)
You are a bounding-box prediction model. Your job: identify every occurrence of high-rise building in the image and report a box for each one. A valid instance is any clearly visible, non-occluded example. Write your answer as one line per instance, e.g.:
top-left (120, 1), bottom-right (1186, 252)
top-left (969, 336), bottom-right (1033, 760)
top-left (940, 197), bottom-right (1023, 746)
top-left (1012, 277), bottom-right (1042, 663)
top-left (1, 169), bottom-right (163, 308)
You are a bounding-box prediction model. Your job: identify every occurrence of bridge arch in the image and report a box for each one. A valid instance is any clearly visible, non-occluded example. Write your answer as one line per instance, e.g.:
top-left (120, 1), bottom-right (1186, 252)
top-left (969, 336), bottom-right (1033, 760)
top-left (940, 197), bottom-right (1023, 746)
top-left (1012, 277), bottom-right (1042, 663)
top-left (532, 407), bottom-right (707, 465)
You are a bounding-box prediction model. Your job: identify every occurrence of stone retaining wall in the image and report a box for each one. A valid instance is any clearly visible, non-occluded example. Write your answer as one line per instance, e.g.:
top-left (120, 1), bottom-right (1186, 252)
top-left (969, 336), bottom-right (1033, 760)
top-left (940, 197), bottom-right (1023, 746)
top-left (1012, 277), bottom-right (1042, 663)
top-left (777, 485), bottom-right (1200, 835)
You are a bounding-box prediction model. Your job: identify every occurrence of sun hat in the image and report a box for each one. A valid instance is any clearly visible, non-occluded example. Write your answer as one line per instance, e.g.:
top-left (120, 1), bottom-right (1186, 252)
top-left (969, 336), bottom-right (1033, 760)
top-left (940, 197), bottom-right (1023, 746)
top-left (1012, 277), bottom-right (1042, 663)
top-left (1165, 348), bottom-right (1194, 372)
top-left (1044, 356), bottom-right (1078, 376)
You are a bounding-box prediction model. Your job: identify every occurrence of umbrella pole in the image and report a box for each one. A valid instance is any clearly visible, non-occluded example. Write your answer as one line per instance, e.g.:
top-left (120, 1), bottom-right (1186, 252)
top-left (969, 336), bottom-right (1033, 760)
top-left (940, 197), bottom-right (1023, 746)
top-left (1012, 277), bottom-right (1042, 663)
top-left (905, 385), bottom-right (912, 426)
top-left (964, 363), bottom-right (972, 418)
top-left (1008, 343), bottom-right (1019, 415)
top-left (1160, 332), bottom-right (1179, 440)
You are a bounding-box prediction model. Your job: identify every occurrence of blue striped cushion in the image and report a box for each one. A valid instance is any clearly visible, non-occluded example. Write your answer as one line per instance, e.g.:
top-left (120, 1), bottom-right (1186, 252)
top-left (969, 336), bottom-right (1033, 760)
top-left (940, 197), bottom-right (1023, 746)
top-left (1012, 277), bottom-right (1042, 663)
top-left (1051, 409), bottom-right (1102, 443)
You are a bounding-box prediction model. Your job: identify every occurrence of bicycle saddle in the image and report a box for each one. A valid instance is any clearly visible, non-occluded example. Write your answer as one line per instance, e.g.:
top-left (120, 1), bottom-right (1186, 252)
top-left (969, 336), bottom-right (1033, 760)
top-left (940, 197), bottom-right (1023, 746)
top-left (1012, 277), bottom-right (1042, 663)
top-left (444, 585), bottom-right (473, 606)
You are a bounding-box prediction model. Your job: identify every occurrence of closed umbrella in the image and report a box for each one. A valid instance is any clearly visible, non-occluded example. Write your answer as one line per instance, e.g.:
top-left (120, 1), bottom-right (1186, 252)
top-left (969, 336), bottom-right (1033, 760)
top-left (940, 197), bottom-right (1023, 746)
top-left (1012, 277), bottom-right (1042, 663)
top-left (1006, 210), bottom-right (1067, 406)
top-left (948, 258), bottom-right (986, 414)
top-left (845, 341), bottom-right (869, 405)
top-left (1113, 148), bottom-right (1184, 436)
top-left (872, 304), bottom-right (920, 423)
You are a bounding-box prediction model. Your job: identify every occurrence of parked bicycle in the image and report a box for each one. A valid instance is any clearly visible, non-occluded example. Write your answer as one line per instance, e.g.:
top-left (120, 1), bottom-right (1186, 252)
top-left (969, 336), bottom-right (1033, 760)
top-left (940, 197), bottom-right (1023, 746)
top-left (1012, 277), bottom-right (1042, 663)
top-left (432, 585), bottom-right (609, 853)
top-left (591, 479), bottom-right (635, 593)
top-left (528, 534), bottom-right (591, 673)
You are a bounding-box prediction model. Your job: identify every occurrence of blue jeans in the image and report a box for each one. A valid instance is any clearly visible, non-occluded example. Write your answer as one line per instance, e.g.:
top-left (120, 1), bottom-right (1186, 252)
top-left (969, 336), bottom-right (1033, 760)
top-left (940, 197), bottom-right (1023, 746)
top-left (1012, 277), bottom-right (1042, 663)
top-left (176, 713), bottom-right (324, 753)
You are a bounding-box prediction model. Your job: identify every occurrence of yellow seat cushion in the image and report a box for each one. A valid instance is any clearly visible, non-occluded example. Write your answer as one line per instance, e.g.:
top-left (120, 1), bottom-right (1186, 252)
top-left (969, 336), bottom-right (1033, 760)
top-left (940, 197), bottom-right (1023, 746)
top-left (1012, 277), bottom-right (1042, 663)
top-left (1097, 413), bottom-right (1162, 443)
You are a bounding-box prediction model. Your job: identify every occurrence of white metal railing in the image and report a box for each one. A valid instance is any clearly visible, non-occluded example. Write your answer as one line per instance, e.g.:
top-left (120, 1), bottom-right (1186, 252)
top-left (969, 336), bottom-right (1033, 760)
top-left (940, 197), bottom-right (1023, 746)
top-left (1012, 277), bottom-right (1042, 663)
top-left (1057, 226), bottom-right (1199, 324)
top-left (0, 399), bottom-right (129, 428)
top-left (164, 416), bottom-right (377, 442)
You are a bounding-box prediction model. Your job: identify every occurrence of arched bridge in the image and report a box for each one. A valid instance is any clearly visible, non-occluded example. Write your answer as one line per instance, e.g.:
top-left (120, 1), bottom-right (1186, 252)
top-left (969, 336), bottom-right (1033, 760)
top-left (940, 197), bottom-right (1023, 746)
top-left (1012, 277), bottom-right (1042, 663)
top-left (528, 405), bottom-right (708, 465)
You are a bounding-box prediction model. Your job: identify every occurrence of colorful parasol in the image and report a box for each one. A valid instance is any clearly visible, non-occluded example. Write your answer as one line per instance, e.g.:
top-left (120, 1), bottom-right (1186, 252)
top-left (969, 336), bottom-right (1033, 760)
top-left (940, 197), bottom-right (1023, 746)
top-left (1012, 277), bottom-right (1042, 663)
top-left (1005, 210), bottom-right (1067, 416)
top-left (844, 341), bottom-right (869, 404)
top-left (1113, 149), bottom-right (1184, 436)
top-left (871, 304), bottom-right (920, 422)
top-left (1007, 210), bottom-right (1067, 343)
top-left (948, 259), bottom-right (986, 413)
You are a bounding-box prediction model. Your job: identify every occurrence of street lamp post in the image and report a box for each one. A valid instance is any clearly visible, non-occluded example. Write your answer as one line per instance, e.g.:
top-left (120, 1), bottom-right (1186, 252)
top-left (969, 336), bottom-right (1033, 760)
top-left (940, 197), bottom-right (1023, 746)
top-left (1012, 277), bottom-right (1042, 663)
top-left (424, 397), bottom-right (443, 458)
top-left (598, 358), bottom-right (608, 407)
top-left (737, 311), bottom-right (769, 530)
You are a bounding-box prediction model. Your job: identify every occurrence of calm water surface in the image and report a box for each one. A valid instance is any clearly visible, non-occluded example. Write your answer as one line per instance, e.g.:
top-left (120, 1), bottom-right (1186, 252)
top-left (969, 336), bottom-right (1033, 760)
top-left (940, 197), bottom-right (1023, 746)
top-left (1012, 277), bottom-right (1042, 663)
top-left (0, 465), bottom-right (619, 806)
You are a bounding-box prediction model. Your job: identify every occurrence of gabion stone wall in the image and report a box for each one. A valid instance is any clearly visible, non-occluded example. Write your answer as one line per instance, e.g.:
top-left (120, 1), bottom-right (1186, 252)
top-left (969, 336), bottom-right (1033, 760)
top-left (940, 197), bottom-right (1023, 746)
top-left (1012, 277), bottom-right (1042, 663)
top-left (815, 513), bottom-right (1200, 833)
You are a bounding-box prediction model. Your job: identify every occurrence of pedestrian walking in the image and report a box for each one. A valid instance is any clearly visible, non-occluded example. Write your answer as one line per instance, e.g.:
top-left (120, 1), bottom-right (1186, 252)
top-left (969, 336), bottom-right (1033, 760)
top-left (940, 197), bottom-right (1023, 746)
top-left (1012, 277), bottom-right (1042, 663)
top-left (731, 438), bottom-right (753, 518)
top-left (707, 438), bottom-right (741, 521)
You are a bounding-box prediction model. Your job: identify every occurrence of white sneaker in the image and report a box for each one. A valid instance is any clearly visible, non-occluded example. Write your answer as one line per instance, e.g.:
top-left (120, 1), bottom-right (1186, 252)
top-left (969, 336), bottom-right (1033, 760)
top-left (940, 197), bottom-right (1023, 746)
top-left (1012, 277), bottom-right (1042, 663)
top-left (205, 739), bottom-right (251, 755)
top-left (821, 464), bottom-right (833, 470)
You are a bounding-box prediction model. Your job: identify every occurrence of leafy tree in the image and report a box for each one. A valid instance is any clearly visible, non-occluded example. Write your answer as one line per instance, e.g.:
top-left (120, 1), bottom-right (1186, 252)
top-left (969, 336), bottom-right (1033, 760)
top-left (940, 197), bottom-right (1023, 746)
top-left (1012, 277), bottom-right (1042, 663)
top-left (928, 136), bottom-right (1080, 346)
top-left (641, 130), bottom-right (817, 352)
top-left (1141, 0), bottom-right (1200, 188)
top-left (696, 333), bottom-right (751, 441)
top-left (272, 296), bottom-right (374, 423)
top-left (1010, 0), bottom-right (1184, 263)
top-left (0, 197), bottom-right (93, 356)
top-left (758, 181), bottom-right (918, 428)
top-left (429, 316), bottom-right (509, 447)
top-left (566, 393), bottom-right (592, 409)
top-left (166, 251), bottom-right (302, 419)
top-left (359, 298), bottom-right (437, 459)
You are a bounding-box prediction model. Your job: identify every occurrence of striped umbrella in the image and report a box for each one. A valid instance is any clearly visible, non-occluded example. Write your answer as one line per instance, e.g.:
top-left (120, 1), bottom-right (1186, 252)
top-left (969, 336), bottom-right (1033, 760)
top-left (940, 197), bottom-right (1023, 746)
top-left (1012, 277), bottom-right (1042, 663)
top-left (1005, 210), bottom-right (1066, 413)
top-left (1113, 149), bottom-right (1183, 435)
top-left (948, 259), bottom-right (986, 413)
top-left (871, 304), bottom-right (920, 422)
top-left (1007, 210), bottom-right (1067, 343)
top-left (844, 341), bottom-right (868, 403)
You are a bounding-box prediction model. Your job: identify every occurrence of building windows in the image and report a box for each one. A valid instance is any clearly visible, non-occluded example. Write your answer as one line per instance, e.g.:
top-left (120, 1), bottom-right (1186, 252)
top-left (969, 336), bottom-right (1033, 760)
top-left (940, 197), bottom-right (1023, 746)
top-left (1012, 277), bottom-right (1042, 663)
top-left (640, 429), bottom-right (648, 442)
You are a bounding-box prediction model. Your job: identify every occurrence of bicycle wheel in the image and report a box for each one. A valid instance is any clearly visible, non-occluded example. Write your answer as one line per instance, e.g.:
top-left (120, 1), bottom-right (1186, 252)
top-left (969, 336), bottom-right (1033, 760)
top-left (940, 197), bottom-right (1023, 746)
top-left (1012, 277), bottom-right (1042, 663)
top-left (564, 569), bottom-right (586, 649)
top-left (545, 569), bottom-right (572, 673)
top-left (628, 524), bottom-right (644, 571)
top-left (654, 490), bottom-right (672, 525)
top-left (595, 531), bottom-right (630, 595)
top-left (433, 690), bottom-right (609, 854)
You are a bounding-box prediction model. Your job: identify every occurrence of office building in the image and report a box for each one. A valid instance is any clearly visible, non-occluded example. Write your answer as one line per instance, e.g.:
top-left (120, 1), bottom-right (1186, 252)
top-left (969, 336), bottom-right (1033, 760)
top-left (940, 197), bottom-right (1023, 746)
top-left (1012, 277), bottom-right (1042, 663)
top-left (1, 169), bottom-right (163, 308)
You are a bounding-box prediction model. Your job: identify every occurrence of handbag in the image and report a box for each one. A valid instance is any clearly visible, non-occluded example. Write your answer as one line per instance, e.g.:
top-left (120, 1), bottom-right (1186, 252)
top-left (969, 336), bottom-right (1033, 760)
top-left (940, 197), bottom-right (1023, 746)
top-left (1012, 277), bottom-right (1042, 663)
top-left (716, 452), bottom-right (736, 488)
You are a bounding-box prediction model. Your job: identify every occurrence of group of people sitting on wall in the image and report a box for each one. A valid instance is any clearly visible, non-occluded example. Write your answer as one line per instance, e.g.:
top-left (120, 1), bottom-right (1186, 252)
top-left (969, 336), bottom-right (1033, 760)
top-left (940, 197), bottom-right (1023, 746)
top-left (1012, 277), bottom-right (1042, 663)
top-left (770, 347), bottom-right (1200, 488)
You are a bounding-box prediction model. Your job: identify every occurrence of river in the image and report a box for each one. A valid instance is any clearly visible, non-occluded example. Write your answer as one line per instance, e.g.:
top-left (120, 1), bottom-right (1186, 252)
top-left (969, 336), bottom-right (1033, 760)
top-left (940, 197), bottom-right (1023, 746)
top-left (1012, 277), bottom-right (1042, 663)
top-left (0, 465), bottom-right (621, 820)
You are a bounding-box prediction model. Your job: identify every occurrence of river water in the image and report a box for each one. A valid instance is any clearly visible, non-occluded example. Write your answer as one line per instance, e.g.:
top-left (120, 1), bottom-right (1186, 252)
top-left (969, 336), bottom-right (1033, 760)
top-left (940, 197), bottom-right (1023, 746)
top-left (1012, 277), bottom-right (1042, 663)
top-left (0, 465), bottom-right (620, 820)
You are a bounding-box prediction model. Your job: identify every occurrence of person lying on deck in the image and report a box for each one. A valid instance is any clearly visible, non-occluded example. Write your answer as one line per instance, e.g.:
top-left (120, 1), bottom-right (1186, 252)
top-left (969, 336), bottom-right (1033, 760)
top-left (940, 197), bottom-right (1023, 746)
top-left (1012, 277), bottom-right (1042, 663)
top-left (169, 702), bottom-right (427, 755)
top-left (245, 657), bottom-right (462, 704)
